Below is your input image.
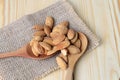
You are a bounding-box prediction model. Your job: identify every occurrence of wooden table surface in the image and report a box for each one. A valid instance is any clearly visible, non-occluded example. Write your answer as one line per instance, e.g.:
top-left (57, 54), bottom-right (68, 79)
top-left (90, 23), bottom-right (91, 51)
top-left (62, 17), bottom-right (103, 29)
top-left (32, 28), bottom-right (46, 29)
top-left (0, 0), bottom-right (120, 80)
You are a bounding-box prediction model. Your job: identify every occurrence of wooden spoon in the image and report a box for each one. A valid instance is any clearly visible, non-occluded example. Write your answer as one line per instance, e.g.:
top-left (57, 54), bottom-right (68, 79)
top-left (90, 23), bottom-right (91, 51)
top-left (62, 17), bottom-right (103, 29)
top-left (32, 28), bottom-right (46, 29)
top-left (0, 44), bottom-right (54, 59)
top-left (63, 32), bottom-right (88, 80)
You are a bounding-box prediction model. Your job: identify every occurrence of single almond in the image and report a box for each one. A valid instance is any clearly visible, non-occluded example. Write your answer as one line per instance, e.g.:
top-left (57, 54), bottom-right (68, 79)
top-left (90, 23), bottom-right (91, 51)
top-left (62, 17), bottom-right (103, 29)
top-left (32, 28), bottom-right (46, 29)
top-left (43, 37), bottom-right (54, 46)
top-left (31, 46), bottom-right (39, 57)
top-left (33, 25), bottom-right (44, 31)
top-left (33, 31), bottom-right (46, 36)
top-left (53, 34), bottom-right (66, 45)
top-left (45, 16), bottom-right (54, 29)
top-left (44, 25), bottom-right (51, 36)
top-left (67, 29), bottom-right (75, 40)
top-left (39, 42), bottom-right (52, 50)
top-left (67, 45), bottom-right (80, 55)
top-left (61, 49), bottom-right (68, 56)
top-left (33, 36), bottom-right (44, 42)
top-left (56, 56), bottom-right (68, 70)
top-left (52, 21), bottom-right (69, 34)
top-left (54, 39), bottom-right (70, 50)
top-left (71, 32), bottom-right (78, 44)
top-left (50, 32), bottom-right (60, 38)
top-left (73, 39), bottom-right (81, 48)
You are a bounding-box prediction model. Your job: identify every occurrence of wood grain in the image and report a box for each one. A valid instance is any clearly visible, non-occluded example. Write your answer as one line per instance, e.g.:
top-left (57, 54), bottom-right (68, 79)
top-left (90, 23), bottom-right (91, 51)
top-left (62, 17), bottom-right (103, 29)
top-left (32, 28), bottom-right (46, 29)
top-left (0, 0), bottom-right (120, 80)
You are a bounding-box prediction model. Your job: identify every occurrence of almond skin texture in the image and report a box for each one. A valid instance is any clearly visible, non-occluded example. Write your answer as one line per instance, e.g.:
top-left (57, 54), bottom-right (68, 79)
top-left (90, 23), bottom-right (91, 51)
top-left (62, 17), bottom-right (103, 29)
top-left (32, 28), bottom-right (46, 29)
top-left (50, 32), bottom-right (60, 39)
top-left (67, 29), bottom-right (75, 40)
top-left (31, 46), bottom-right (39, 57)
top-left (44, 25), bottom-right (51, 36)
top-left (73, 39), bottom-right (81, 48)
top-left (33, 31), bottom-right (46, 36)
top-left (30, 39), bottom-right (36, 46)
top-left (33, 36), bottom-right (44, 42)
top-left (52, 21), bottom-right (69, 35)
top-left (32, 41), bottom-right (44, 55)
top-left (33, 25), bottom-right (44, 31)
top-left (54, 39), bottom-right (70, 50)
top-left (67, 45), bottom-right (80, 55)
top-left (45, 16), bottom-right (54, 29)
top-left (52, 34), bottom-right (66, 45)
top-left (39, 42), bottom-right (52, 50)
top-left (71, 32), bottom-right (78, 44)
top-left (43, 37), bottom-right (54, 46)
top-left (56, 56), bottom-right (67, 70)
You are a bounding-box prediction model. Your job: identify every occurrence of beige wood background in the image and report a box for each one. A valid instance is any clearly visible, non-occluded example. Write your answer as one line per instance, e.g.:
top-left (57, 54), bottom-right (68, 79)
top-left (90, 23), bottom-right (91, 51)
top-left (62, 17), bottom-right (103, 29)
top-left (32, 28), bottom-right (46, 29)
top-left (0, 0), bottom-right (120, 80)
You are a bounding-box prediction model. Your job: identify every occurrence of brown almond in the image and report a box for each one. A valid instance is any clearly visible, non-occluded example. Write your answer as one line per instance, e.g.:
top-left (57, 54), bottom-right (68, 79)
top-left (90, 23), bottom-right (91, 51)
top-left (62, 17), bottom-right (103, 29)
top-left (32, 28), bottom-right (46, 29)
top-left (43, 37), bottom-right (54, 46)
top-left (31, 46), bottom-right (39, 56)
top-left (44, 25), bottom-right (51, 36)
top-left (39, 42), bottom-right (52, 50)
top-left (33, 25), bottom-right (44, 31)
top-left (71, 32), bottom-right (78, 44)
top-left (50, 32), bottom-right (60, 38)
top-left (54, 39), bottom-right (70, 50)
top-left (45, 16), bottom-right (54, 29)
top-left (67, 29), bottom-right (75, 40)
top-left (67, 45), bottom-right (80, 55)
top-left (56, 56), bottom-right (67, 70)
top-left (33, 36), bottom-right (44, 42)
top-left (33, 41), bottom-right (44, 54)
top-left (33, 31), bottom-right (46, 36)
top-left (73, 39), bottom-right (81, 48)
top-left (53, 34), bottom-right (66, 45)
top-left (52, 21), bottom-right (69, 34)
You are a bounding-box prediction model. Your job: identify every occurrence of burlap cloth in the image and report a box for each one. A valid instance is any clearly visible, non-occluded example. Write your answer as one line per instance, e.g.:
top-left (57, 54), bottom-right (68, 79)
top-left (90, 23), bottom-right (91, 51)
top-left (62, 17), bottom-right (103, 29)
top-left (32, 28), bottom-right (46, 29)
top-left (0, 0), bottom-right (100, 80)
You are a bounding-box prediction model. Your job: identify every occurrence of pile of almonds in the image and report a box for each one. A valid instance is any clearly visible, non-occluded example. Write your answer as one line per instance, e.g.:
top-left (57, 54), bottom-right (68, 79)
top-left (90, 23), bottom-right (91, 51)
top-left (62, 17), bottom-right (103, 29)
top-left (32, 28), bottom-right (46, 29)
top-left (30, 16), bottom-right (83, 70)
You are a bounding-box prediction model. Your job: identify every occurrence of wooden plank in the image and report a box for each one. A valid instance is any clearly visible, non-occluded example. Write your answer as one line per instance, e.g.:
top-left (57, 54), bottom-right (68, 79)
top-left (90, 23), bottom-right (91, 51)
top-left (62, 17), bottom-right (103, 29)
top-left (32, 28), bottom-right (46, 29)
top-left (0, 0), bottom-right (4, 28)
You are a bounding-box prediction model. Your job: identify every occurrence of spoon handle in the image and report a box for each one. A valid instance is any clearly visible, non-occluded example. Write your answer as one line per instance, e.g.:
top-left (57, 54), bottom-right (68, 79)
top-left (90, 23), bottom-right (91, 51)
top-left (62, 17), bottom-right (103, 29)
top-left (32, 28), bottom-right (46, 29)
top-left (0, 51), bottom-right (21, 58)
top-left (63, 67), bottom-right (74, 80)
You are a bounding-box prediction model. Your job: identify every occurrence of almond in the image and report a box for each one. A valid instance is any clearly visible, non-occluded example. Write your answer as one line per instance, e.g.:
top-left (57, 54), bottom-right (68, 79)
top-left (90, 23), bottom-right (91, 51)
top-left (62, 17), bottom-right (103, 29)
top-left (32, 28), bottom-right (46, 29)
top-left (67, 45), bottom-right (80, 55)
top-left (73, 39), bottom-right (81, 48)
top-left (52, 34), bottom-right (66, 45)
top-left (71, 32), bottom-right (78, 44)
top-left (33, 25), bottom-right (44, 31)
top-left (44, 25), bottom-right (51, 36)
top-left (52, 21), bottom-right (69, 35)
top-left (67, 29), bottom-right (75, 40)
top-left (56, 56), bottom-right (68, 70)
top-left (32, 41), bottom-right (44, 54)
top-left (31, 46), bottom-right (39, 57)
top-left (39, 42), bottom-right (52, 50)
top-left (50, 32), bottom-right (60, 38)
top-left (33, 31), bottom-right (46, 36)
top-left (54, 39), bottom-right (70, 50)
top-left (33, 36), bottom-right (43, 41)
top-left (45, 16), bottom-right (54, 29)
top-left (43, 37), bottom-right (54, 46)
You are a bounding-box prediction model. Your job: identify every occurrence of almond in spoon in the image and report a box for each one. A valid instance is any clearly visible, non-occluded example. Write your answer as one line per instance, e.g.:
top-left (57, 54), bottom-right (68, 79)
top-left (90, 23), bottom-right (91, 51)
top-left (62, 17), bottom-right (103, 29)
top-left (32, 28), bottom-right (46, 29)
top-left (33, 31), bottom-right (46, 36)
top-left (39, 42), bottom-right (52, 50)
top-left (44, 25), bottom-right (51, 36)
top-left (73, 39), bottom-right (81, 48)
top-left (71, 32), bottom-right (78, 44)
top-left (67, 29), bottom-right (75, 40)
top-left (45, 16), bottom-right (54, 29)
top-left (43, 37), bottom-right (54, 46)
top-left (33, 25), bottom-right (44, 31)
top-left (67, 45), bottom-right (80, 55)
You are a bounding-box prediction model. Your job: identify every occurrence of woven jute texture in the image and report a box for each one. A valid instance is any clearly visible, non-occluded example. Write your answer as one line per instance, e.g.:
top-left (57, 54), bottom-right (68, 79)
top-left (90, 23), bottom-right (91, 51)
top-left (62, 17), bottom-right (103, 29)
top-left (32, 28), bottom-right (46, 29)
top-left (0, 0), bottom-right (100, 80)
